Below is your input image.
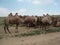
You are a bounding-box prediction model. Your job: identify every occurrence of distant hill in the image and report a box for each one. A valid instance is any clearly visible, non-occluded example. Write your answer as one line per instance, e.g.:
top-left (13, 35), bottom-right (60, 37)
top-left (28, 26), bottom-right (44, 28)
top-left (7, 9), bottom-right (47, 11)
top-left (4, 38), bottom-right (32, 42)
top-left (52, 15), bottom-right (60, 17)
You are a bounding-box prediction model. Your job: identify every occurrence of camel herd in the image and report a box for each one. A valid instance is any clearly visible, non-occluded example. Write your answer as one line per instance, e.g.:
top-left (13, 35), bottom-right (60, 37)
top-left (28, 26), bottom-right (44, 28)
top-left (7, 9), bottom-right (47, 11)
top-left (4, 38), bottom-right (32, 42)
top-left (4, 13), bottom-right (60, 34)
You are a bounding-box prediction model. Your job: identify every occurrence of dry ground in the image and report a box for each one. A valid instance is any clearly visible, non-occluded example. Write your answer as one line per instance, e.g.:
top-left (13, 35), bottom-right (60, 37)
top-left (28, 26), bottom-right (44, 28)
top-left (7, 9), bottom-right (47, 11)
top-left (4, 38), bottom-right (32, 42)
top-left (0, 26), bottom-right (39, 34)
top-left (0, 26), bottom-right (60, 45)
top-left (0, 32), bottom-right (60, 45)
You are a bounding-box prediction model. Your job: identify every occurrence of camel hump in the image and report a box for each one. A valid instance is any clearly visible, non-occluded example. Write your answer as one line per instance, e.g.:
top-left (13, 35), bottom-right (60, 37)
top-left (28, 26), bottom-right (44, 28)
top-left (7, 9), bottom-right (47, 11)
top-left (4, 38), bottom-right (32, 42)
top-left (42, 14), bottom-right (53, 24)
top-left (14, 13), bottom-right (19, 16)
top-left (8, 13), bottom-right (13, 17)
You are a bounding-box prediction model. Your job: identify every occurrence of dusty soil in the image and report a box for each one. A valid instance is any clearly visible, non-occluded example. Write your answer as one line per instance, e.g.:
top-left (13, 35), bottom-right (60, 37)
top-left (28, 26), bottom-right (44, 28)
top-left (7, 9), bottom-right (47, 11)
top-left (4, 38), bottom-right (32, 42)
top-left (0, 32), bottom-right (60, 45)
top-left (0, 26), bottom-right (38, 34)
top-left (0, 27), bottom-right (60, 45)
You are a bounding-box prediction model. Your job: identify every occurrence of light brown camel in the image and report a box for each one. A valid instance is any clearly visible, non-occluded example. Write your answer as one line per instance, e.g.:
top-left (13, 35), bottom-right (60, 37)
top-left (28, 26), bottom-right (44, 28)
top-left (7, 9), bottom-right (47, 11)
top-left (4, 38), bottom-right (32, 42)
top-left (4, 13), bottom-right (24, 34)
top-left (41, 14), bottom-right (53, 30)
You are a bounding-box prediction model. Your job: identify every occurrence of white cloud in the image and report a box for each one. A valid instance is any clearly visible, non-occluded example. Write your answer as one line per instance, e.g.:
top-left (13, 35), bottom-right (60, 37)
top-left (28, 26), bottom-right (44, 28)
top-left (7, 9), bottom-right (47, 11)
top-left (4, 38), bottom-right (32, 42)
top-left (0, 7), bottom-right (27, 17)
top-left (17, 8), bottom-right (27, 15)
top-left (54, 2), bottom-right (58, 6)
top-left (18, 0), bottom-right (23, 2)
top-left (31, 0), bottom-right (54, 5)
top-left (32, 0), bottom-right (41, 4)
top-left (0, 7), bottom-right (10, 17)
top-left (17, 0), bottom-right (54, 5)
top-left (0, 7), bottom-right (15, 17)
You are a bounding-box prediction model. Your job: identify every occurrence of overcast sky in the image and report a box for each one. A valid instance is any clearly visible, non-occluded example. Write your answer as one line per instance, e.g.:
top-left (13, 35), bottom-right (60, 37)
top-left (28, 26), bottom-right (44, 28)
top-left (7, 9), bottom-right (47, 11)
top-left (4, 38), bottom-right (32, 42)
top-left (0, 0), bottom-right (60, 17)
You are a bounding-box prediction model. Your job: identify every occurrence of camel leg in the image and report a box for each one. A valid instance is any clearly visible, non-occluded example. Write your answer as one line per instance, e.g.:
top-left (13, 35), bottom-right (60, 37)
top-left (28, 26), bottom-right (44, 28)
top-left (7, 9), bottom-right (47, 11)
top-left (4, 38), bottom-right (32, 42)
top-left (41, 25), bottom-right (46, 34)
top-left (4, 25), bottom-right (7, 34)
top-left (27, 23), bottom-right (30, 27)
top-left (39, 25), bottom-right (41, 30)
top-left (41, 25), bottom-right (45, 34)
top-left (45, 26), bottom-right (46, 30)
top-left (27, 23), bottom-right (30, 28)
top-left (7, 25), bottom-right (11, 34)
top-left (44, 25), bottom-right (46, 34)
top-left (15, 24), bottom-right (18, 33)
top-left (41, 25), bottom-right (43, 30)
top-left (46, 24), bottom-right (49, 30)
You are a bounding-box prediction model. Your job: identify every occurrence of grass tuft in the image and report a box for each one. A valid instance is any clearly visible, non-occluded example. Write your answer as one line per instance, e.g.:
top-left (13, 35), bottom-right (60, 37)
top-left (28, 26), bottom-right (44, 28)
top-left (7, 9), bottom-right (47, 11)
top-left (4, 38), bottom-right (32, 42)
top-left (14, 27), bottom-right (60, 37)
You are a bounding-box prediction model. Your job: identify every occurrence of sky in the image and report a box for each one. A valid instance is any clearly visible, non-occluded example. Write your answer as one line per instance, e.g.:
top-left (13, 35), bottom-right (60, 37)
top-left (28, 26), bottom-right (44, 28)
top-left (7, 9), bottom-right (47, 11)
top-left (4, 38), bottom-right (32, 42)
top-left (0, 0), bottom-right (60, 17)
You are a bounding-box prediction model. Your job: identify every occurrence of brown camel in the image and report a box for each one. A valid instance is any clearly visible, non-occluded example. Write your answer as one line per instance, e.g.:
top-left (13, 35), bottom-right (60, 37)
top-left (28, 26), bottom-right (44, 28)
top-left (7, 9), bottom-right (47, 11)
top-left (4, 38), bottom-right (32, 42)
top-left (4, 13), bottom-right (24, 34)
top-left (24, 16), bottom-right (37, 27)
top-left (37, 16), bottom-right (43, 28)
top-left (53, 17), bottom-right (60, 27)
top-left (41, 14), bottom-right (53, 30)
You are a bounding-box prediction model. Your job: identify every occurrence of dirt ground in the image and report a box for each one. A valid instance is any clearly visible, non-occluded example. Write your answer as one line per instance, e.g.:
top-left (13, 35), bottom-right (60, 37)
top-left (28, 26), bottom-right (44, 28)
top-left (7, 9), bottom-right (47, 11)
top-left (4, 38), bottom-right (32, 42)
top-left (0, 26), bottom-right (39, 34)
top-left (0, 27), bottom-right (60, 45)
top-left (0, 32), bottom-right (60, 45)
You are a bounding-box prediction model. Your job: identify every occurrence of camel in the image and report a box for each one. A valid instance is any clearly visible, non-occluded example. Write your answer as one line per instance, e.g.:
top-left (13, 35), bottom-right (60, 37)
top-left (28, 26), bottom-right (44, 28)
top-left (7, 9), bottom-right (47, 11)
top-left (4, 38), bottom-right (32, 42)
top-left (41, 14), bottom-right (53, 30)
top-left (24, 16), bottom-right (37, 27)
top-left (4, 13), bottom-right (24, 34)
top-left (37, 14), bottom-right (54, 30)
